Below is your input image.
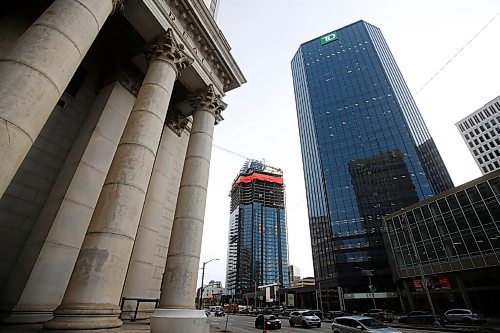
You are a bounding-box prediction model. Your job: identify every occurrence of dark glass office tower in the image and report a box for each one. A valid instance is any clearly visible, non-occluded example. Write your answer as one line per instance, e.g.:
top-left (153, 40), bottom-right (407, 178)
top-left (225, 160), bottom-right (289, 299)
top-left (291, 20), bottom-right (453, 310)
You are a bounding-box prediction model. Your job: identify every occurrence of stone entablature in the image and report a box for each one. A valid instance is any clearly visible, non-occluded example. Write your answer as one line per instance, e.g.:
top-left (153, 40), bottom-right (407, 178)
top-left (132, 0), bottom-right (245, 94)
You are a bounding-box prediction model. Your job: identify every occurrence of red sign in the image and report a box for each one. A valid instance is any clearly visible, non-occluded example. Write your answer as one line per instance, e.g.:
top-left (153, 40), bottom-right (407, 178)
top-left (413, 274), bottom-right (451, 291)
top-left (438, 274), bottom-right (451, 289)
top-left (413, 278), bottom-right (423, 291)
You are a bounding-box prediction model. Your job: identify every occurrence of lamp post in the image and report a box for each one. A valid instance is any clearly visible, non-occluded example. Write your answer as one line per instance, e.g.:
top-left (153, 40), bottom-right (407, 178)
top-left (198, 258), bottom-right (219, 310)
top-left (355, 267), bottom-right (376, 309)
top-left (251, 279), bottom-right (258, 309)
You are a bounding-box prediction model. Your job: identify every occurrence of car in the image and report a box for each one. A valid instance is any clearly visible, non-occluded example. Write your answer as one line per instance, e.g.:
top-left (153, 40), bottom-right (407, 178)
top-left (444, 309), bottom-right (486, 325)
top-left (214, 310), bottom-right (225, 317)
top-left (289, 310), bottom-right (321, 328)
top-left (255, 314), bottom-right (282, 329)
top-left (332, 316), bottom-right (402, 333)
top-left (325, 311), bottom-right (347, 319)
top-left (205, 310), bottom-right (210, 317)
top-left (398, 310), bottom-right (447, 326)
top-left (310, 309), bottom-right (323, 319)
top-left (362, 309), bottom-right (395, 322)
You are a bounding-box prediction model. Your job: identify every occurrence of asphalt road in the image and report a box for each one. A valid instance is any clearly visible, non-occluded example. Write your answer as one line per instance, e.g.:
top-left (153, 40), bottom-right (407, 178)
top-left (207, 314), bottom-right (445, 333)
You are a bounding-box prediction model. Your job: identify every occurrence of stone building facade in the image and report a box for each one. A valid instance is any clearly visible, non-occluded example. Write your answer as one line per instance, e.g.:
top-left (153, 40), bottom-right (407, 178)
top-left (0, 0), bottom-right (245, 332)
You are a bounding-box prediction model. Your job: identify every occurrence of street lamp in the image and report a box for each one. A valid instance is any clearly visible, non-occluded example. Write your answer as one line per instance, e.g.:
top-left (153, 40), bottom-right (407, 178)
top-left (355, 267), bottom-right (376, 309)
top-left (198, 258), bottom-right (219, 310)
top-left (250, 279), bottom-right (258, 308)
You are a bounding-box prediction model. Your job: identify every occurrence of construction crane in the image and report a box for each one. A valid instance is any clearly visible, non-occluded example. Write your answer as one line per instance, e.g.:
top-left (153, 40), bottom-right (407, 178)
top-left (212, 144), bottom-right (254, 161)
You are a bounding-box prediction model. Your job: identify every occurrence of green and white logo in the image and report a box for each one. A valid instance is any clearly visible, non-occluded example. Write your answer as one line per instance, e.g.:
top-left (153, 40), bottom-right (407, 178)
top-left (321, 32), bottom-right (338, 45)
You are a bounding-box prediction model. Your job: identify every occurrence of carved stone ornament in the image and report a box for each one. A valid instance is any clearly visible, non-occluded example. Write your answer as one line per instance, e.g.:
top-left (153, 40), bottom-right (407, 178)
top-left (166, 111), bottom-right (190, 137)
top-left (189, 84), bottom-right (227, 117)
top-left (117, 69), bottom-right (142, 96)
top-left (112, 0), bottom-right (126, 13)
top-left (147, 29), bottom-right (194, 75)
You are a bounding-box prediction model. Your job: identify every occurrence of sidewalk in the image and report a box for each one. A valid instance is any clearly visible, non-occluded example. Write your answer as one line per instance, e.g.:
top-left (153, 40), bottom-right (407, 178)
top-left (0, 322), bottom-right (221, 333)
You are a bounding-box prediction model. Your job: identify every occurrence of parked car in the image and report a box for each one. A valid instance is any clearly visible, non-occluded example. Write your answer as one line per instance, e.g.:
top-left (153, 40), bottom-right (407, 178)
top-left (332, 316), bottom-right (402, 333)
top-left (444, 309), bottom-right (486, 325)
top-left (214, 310), bottom-right (225, 317)
top-left (310, 309), bottom-right (323, 319)
top-left (362, 309), bottom-right (395, 322)
top-left (289, 310), bottom-right (321, 328)
top-left (255, 314), bottom-right (282, 329)
top-left (325, 311), bottom-right (347, 319)
top-left (398, 310), bottom-right (447, 326)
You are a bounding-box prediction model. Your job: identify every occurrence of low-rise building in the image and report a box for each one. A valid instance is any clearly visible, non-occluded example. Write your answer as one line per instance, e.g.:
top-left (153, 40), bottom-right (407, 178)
top-left (290, 277), bottom-right (316, 288)
top-left (384, 170), bottom-right (500, 314)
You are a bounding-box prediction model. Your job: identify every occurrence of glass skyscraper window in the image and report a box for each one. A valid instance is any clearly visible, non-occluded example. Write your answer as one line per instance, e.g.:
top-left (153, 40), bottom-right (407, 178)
top-left (291, 20), bottom-right (453, 310)
top-left (225, 160), bottom-right (289, 299)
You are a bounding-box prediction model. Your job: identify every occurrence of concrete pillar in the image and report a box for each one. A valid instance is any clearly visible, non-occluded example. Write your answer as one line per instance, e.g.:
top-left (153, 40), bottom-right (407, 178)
top-left (44, 30), bottom-right (193, 330)
top-left (0, 81), bottom-right (136, 324)
top-left (403, 278), bottom-right (415, 311)
top-left (121, 120), bottom-right (190, 320)
top-left (0, 0), bottom-right (124, 198)
top-left (151, 85), bottom-right (226, 333)
top-left (454, 273), bottom-right (472, 308)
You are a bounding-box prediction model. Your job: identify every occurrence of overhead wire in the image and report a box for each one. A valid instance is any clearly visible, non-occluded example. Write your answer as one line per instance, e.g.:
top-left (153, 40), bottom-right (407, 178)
top-left (211, 11), bottom-right (499, 211)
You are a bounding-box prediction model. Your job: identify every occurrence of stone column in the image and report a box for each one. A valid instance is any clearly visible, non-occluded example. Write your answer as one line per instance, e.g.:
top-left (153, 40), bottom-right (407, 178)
top-left (121, 116), bottom-right (190, 320)
top-left (151, 85), bottom-right (226, 333)
top-left (0, 81), bottom-right (136, 324)
top-left (44, 30), bottom-right (193, 330)
top-left (0, 0), bottom-right (124, 198)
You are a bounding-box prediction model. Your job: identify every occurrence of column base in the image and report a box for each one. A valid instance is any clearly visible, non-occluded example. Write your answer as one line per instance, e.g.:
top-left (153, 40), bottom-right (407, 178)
top-left (1, 309), bottom-right (53, 324)
top-left (151, 308), bottom-right (208, 333)
top-left (43, 304), bottom-right (122, 330)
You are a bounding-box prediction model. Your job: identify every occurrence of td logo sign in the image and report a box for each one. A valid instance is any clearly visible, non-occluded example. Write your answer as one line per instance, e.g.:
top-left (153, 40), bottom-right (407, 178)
top-left (321, 32), bottom-right (338, 45)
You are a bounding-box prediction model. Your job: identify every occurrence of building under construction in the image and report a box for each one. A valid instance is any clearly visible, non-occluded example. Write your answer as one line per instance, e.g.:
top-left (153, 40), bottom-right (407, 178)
top-left (225, 160), bottom-right (289, 300)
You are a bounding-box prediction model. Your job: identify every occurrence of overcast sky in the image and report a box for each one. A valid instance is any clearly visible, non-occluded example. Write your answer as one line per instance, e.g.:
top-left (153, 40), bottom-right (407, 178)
top-left (196, 0), bottom-right (500, 288)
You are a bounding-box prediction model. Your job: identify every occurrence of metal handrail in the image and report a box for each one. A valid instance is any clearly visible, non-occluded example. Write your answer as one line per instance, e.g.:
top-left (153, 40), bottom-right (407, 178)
top-left (120, 297), bottom-right (160, 322)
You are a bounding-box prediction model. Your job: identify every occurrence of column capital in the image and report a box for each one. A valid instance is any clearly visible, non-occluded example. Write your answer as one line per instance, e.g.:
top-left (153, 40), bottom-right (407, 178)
top-left (189, 84), bottom-right (227, 119)
top-left (166, 109), bottom-right (190, 137)
top-left (112, 0), bottom-right (126, 13)
top-left (147, 29), bottom-right (194, 76)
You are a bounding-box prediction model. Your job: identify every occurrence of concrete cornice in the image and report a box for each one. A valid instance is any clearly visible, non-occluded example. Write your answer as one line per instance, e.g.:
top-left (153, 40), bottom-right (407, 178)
top-left (164, 0), bottom-right (246, 92)
top-left (150, 0), bottom-right (246, 92)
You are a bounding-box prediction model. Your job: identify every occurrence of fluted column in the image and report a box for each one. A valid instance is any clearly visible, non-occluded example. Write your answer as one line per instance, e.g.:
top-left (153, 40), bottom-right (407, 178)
top-left (151, 85), bottom-right (226, 333)
top-left (0, 0), bottom-right (124, 198)
top-left (44, 30), bottom-right (193, 330)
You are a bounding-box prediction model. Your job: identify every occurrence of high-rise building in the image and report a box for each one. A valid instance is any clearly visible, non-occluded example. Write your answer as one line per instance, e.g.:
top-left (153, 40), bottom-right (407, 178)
top-left (291, 20), bottom-right (453, 310)
top-left (202, 0), bottom-right (221, 20)
top-left (225, 160), bottom-right (289, 299)
top-left (456, 95), bottom-right (500, 174)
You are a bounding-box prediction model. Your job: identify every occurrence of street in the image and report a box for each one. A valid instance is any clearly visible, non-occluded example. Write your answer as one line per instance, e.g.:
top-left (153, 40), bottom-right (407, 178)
top-left (207, 314), bottom-right (454, 333)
